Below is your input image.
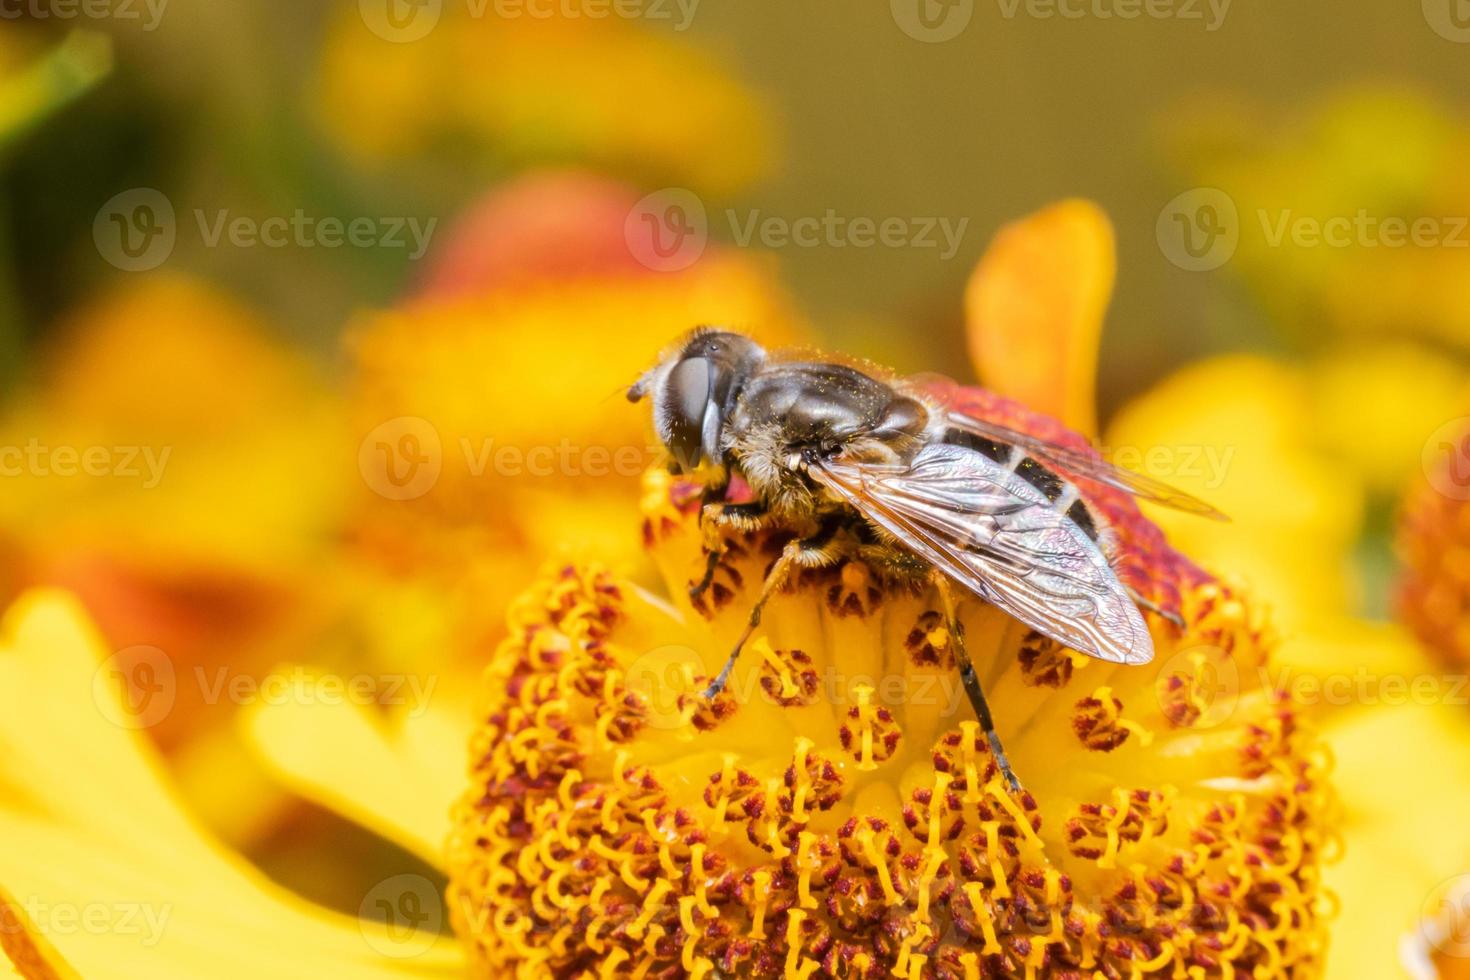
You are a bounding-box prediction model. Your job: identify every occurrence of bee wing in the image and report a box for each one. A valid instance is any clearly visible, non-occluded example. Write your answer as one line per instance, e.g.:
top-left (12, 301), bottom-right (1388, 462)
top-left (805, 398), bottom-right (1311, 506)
top-left (914, 375), bottom-right (1228, 521)
top-left (812, 442), bottom-right (1154, 665)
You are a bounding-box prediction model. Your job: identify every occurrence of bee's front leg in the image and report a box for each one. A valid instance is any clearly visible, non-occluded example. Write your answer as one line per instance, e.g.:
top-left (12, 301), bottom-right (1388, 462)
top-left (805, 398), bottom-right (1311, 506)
top-left (691, 496), bottom-right (769, 603)
top-left (702, 521), bottom-right (844, 700)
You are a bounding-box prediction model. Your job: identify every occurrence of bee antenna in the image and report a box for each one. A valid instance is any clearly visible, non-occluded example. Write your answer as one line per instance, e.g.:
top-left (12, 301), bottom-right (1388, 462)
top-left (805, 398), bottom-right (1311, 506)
top-left (601, 382), bottom-right (634, 404)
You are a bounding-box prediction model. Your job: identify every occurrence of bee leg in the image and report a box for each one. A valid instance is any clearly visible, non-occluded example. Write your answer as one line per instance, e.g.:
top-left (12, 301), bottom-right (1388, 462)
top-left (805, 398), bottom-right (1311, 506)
top-left (696, 480), bottom-right (730, 532)
top-left (691, 500), bottom-right (768, 602)
top-left (934, 573), bottom-right (1023, 794)
top-left (703, 525), bottom-right (839, 700)
top-left (1126, 586), bottom-right (1186, 629)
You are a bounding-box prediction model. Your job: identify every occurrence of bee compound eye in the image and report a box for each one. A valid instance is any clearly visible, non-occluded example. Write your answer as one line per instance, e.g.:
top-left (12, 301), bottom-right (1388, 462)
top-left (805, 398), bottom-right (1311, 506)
top-left (663, 356), bottom-right (711, 469)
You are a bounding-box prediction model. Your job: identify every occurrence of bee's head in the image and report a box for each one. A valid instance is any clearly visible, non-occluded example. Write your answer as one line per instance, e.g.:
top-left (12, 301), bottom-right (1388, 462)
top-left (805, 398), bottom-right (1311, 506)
top-left (628, 328), bottom-right (766, 472)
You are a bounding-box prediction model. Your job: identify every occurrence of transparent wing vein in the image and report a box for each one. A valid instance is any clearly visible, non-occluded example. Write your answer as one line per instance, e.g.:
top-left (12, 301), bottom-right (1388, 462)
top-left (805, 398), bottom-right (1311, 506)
top-left (814, 443), bottom-right (1152, 665)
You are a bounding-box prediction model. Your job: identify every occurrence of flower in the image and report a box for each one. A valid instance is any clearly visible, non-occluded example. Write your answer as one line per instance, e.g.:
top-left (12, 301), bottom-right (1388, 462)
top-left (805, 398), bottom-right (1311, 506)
top-left (344, 179), bottom-right (807, 677)
top-left (966, 199), bottom-right (1115, 436)
top-left (0, 589), bottom-right (463, 978)
top-left (1397, 446), bottom-right (1470, 670)
top-left (0, 273), bottom-right (354, 848)
top-left (314, 8), bottom-right (774, 198)
top-left (444, 434), bottom-right (1330, 979)
top-left (1158, 85), bottom-right (1470, 351)
top-left (0, 200), bottom-right (1335, 980)
top-left (442, 202), bottom-right (1334, 978)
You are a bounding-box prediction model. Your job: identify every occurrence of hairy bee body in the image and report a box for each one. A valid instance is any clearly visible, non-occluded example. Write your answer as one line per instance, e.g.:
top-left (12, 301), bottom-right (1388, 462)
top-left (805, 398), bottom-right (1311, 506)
top-left (629, 328), bottom-right (1222, 787)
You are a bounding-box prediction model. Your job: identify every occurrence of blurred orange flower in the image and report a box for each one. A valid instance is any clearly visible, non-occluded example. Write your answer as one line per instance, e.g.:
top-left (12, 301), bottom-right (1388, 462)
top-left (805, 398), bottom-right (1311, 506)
top-left (343, 172), bottom-right (808, 680)
top-left (315, 9), bottom-right (775, 197)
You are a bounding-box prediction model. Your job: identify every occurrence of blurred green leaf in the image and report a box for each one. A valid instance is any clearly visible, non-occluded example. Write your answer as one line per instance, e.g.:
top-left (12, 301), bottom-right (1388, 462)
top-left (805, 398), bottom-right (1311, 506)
top-left (0, 29), bottom-right (112, 151)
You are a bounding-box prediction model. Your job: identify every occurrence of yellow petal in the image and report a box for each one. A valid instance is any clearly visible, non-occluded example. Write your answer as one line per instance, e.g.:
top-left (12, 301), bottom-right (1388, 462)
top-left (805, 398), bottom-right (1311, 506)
top-left (1323, 695), bottom-right (1470, 980)
top-left (965, 198), bottom-right (1115, 436)
top-left (240, 677), bottom-right (469, 868)
top-left (0, 591), bottom-right (462, 979)
top-left (0, 883), bottom-right (79, 980)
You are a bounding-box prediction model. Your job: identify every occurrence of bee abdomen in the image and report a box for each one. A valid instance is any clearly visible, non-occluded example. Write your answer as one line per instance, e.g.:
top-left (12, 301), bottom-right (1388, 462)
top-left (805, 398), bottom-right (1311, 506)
top-left (942, 428), bottom-right (1102, 543)
top-left (942, 427), bottom-right (1009, 463)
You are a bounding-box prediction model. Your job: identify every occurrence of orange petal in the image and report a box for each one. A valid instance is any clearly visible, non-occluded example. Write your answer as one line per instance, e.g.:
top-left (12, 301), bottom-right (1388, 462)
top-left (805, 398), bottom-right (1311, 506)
top-left (965, 199), bottom-right (1116, 437)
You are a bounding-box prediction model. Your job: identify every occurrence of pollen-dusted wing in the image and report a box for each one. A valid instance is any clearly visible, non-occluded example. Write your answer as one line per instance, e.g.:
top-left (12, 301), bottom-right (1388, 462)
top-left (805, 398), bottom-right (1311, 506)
top-left (811, 442), bottom-right (1154, 665)
top-left (913, 375), bottom-right (1228, 521)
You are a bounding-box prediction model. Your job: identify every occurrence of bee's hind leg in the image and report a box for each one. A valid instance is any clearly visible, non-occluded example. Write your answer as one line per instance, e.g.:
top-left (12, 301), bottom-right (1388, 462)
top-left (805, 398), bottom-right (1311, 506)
top-left (702, 522), bottom-right (841, 700)
top-left (933, 573), bottom-right (1023, 794)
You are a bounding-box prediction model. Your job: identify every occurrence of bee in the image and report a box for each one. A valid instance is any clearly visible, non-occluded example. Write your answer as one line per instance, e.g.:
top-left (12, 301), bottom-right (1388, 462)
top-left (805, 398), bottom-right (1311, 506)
top-left (628, 328), bottom-right (1224, 790)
